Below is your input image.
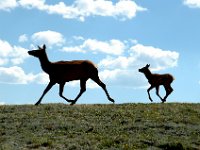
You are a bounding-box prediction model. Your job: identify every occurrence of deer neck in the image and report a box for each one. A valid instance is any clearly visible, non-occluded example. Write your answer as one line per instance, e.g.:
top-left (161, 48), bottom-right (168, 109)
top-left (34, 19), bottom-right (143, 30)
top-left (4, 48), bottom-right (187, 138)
top-left (38, 53), bottom-right (51, 73)
top-left (144, 70), bottom-right (153, 81)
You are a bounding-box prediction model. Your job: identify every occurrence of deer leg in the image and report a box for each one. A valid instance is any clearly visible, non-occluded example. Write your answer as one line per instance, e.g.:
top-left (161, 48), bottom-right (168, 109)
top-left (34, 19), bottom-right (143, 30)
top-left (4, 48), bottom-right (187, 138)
top-left (156, 86), bottom-right (164, 102)
top-left (91, 77), bottom-right (115, 103)
top-left (35, 82), bottom-right (55, 105)
top-left (59, 83), bottom-right (73, 103)
top-left (147, 86), bottom-right (154, 102)
top-left (70, 79), bottom-right (88, 105)
top-left (163, 85), bottom-right (173, 102)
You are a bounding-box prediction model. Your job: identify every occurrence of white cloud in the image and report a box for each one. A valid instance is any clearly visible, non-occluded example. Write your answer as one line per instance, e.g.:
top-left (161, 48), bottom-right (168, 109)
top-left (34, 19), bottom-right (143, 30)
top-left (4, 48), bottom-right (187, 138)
top-left (46, 2), bottom-right (80, 19)
top-left (0, 59), bottom-right (8, 66)
top-left (73, 36), bottom-right (85, 41)
top-left (0, 66), bottom-right (48, 84)
top-left (31, 30), bottom-right (65, 47)
top-left (0, 39), bottom-right (29, 65)
top-left (72, 0), bottom-right (146, 21)
top-left (17, 0), bottom-right (147, 21)
top-left (98, 44), bottom-right (179, 71)
top-left (114, 0), bottom-right (147, 20)
top-left (98, 56), bottom-right (136, 69)
top-left (18, 0), bottom-right (45, 9)
top-left (0, 39), bottom-right (48, 84)
top-left (183, 0), bottom-right (200, 8)
top-left (98, 69), bottom-right (146, 88)
top-left (62, 39), bottom-right (125, 55)
top-left (18, 34), bottom-right (28, 43)
top-left (62, 46), bottom-right (86, 53)
top-left (10, 46), bottom-right (29, 65)
top-left (84, 39), bottom-right (125, 55)
top-left (0, 0), bottom-right (18, 11)
top-left (0, 40), bottom-right (13, 57)
top-left (129, 44), bottom-right (179, 71)
top-left (33, 72), bottom-right (49, 84)
top-left (0, 66), bottom-right (34, 84)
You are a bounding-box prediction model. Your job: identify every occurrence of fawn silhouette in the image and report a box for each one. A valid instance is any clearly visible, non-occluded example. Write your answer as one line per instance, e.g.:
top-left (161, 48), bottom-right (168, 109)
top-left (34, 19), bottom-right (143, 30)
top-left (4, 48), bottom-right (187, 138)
top-left (28, 44), bottom-right (115, 105)
top-left (139, 64), bottom-right (174, 103)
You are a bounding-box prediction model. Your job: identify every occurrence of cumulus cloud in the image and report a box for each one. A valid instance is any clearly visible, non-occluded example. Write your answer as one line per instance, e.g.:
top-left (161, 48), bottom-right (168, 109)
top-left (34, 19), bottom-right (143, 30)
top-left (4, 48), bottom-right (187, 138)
top-left (0, 66), bottom-right (48, 84)
top-left (98, 56), bottom-right (135, 69)
top-left (129, 44), bottom-right (179, 71)
top-left (73, 36), bottom-right (85, 41)
top-left (62, 46), bottom-right (86, 53)
top-left (99, 44), bottom-right (179, 71)
top-left (0, 66), bottom-right (34, 84)
top-left (18, 0), bottom-right (45, 9)
top-left (18, 34), bottom-right (28, 43)
top-left (0, 39), bottom-right (29, 65)
top-left (0, 39), bottom-right (49, 84)
top-left (98, 69), bottom-right (145, 88)
top-left (183, 0), bottom-right (200, 8)
top-left (31, 30), bottom-right (65, 47)
top-left (17, 0), bottom-right (147, 21)
top-left (62, 39), bottom-right (125, 55)
top-left (84, 39), bottom-right (125, 55)
top-left (72, 0), bottom-right (147, 21)
top-left (0, 0), bottom-right (18, 11)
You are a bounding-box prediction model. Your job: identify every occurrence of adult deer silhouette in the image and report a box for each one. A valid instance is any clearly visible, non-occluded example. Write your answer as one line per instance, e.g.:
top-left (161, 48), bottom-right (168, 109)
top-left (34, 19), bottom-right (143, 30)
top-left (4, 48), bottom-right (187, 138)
top-left (139, 64), bottom-right (174, 103)
top-left (28, 44), bottom-right (115, 105)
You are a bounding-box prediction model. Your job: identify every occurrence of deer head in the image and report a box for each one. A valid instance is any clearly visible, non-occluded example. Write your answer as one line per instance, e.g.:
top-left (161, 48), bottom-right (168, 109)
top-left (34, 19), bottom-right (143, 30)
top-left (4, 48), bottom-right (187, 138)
top-left (138, 64), bottom-right (150, 73)
top-left (28, 44), bottom-right (46, 58)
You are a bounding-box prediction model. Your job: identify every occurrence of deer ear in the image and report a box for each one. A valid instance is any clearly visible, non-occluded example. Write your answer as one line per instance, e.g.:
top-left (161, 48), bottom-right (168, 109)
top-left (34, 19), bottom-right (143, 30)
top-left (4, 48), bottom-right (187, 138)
top-left (146, 64), bottom-right (150, 68)
top-left (43, 44), bottom-right (46, 50)
top-left (38, 46), bottom-right (41, 49)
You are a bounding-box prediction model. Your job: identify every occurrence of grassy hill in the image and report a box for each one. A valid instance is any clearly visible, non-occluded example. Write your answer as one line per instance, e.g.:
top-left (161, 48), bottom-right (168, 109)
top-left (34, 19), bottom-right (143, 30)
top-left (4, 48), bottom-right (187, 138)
top-left (0, 103), bottom-right (200, 150)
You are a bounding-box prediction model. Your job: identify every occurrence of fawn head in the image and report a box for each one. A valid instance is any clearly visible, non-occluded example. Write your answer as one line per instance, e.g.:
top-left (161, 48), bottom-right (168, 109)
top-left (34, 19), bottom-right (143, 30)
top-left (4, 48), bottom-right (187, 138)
top-left (138, 64), bottom-right (150, 73)
top-left (28, 44), bottom-right (46, 58)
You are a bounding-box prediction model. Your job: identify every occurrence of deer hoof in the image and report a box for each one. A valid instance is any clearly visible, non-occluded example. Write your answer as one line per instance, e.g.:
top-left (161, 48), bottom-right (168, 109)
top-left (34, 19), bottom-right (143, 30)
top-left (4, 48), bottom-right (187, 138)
top-left (70, 101), bottom-right (76, 105)
top-left (109, 98), bottom-right (115, 103)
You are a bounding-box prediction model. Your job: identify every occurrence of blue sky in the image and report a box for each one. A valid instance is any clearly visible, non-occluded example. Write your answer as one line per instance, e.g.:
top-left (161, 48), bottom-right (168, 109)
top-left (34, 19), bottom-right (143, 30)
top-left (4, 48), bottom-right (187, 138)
top-left (0, 0), bottom-right (200, 105)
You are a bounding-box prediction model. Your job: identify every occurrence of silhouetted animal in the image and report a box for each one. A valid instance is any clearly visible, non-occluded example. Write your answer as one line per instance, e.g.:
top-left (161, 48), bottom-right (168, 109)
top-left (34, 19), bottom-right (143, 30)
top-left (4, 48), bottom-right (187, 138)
top-left (138, 64), bottom-right (174, 103)
top-left (28, 44), bottom-right (115, 105)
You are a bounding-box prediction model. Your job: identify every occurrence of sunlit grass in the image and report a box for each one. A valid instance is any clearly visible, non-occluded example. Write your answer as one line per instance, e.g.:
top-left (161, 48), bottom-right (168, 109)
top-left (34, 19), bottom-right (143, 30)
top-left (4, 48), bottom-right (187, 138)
top-left (0, 103), bottom-right (200, 149)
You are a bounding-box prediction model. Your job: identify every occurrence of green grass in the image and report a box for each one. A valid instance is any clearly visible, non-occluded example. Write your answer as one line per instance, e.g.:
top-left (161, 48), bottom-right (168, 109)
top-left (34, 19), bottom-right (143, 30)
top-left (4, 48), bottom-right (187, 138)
top-left (1, 103), bottom-right (200, 149)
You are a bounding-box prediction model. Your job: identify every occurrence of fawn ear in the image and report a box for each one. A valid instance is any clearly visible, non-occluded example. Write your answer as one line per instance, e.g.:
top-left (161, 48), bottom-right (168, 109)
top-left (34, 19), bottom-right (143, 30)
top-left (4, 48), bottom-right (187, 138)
top-left (146, 64), bottom-right (150, 68)
top-left (38, 46), bottom-right (41, 49)
top-left (43, 44), bottom-right (46, 50)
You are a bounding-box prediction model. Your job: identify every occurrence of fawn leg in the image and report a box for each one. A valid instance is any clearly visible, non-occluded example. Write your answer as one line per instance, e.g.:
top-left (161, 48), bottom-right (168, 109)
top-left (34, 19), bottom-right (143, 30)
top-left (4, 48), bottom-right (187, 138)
top-left (156, 86), bottom-right (164, 102)
top-left (70, 79), bottom-right (88, 105)
top-left (91, 76), bottom-right (115, 103)
top-left (59, 83), bottom-right (73, 103)
top-left (35, 82), bottom-right (55, 105)
top-left (147, 86), bottom-right (154, 102)
top-left (163, 85), bottom-right (173, 102)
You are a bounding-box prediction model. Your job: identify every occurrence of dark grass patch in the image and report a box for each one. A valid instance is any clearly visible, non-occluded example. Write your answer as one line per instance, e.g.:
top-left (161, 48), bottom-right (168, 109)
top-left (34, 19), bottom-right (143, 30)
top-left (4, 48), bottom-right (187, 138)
top-left (157, 143), bottom-right (184, 150)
